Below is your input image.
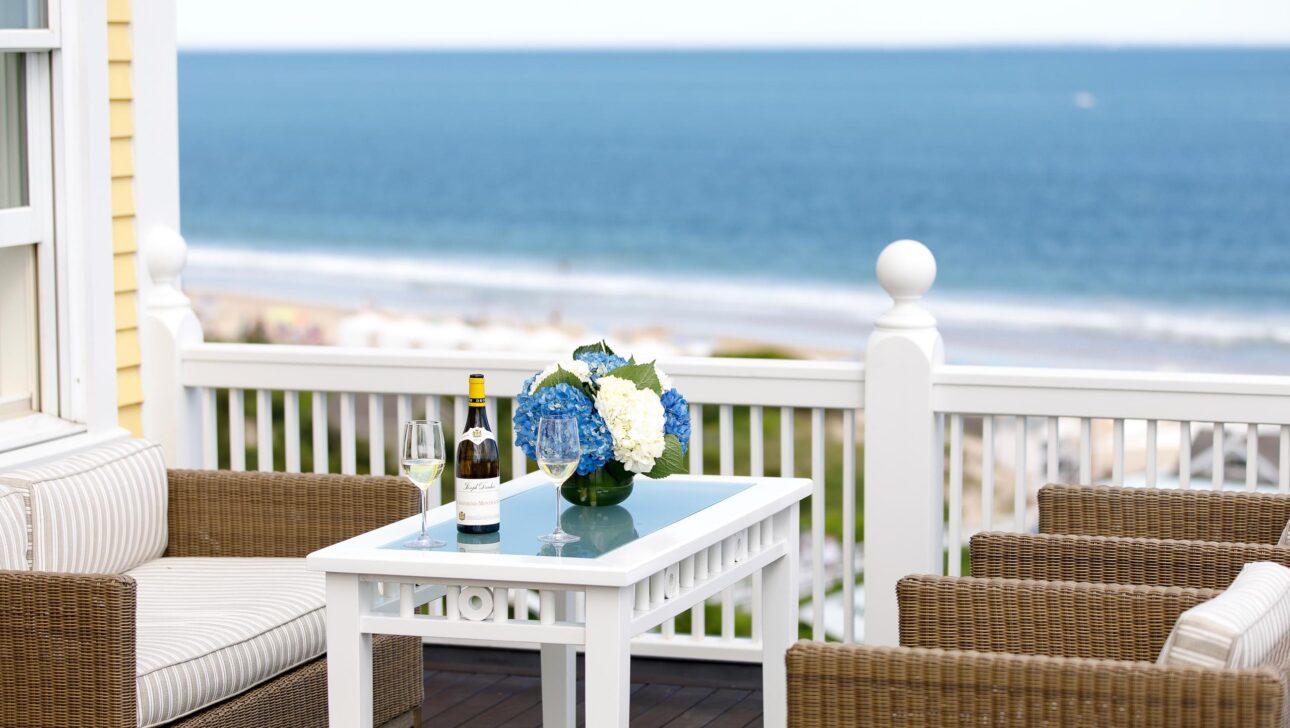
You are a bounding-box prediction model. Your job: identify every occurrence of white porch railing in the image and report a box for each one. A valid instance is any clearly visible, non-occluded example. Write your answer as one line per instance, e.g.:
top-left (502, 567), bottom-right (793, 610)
top-left (143, 230), bottom-right (1290, 658)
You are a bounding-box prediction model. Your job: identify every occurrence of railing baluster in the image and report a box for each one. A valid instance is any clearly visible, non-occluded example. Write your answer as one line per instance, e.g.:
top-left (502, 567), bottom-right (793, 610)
top-left (485, 397), bottom-right (497, 437)
top-left (810, 407), bottom-right (825, 641)
top-left (1046, 416), bottom-right (1059, 484)
top-left (396, 394), bottom-right (412, 432)
top-left (201, 387), bottom-right (218, 469)
top-left (948, 414), bottom-right (963, 577)
top-left (228, 388), bottom-right (246, 471)
top-left (1179, 420), bottom-right (1192, 489)
top-left (312, 392), bottom-right (329, 474)
top-left (511, 398), bottom-right (527, 478)
top-left (750, 406), bottom-right (764, 477)
top-left (1281, 426), bottom-right (1290, 493)
top-left (841, 407), bottom-right (856, 643)
top-left (1079, 417), bottom-right (1092, 484)
top-left (454, 396), bottom-right (467, 444)
top-left (1112, 418), bottom-right (1124, 486)
top-left (256, 389), bottom-right (273, 472)
top-left (981, 416), bottom-right (994, 531)
top-left (1145, 419), bottom-right (1158, 487)
top-left (1213, 422), bottom-right (1224, 490)
top-left (425, 395), bottom-right (440, 424)
top-left (368, 394), bottom-right (385, 475)
top-left (689, 403), bottom-right (703, 474)
top-left (284, 390), bottom-right (300, 473)
top-left (721, 586), bottom-right (735, 641)
top-left (719, 405), bottom-right (734, 476)
top-left (780, 407), bottom-right (795, 478)
top-left (1014, 416), bottom-right (1026, 531)
top-left (340, 393), bottom-right (357, 475)
top-left (1247, 424), bottom-right (1259, 491)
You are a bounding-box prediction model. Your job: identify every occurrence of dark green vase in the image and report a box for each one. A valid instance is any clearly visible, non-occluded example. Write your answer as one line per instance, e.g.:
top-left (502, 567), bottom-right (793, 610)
top-left (561, 463), bottom-right (634, 507)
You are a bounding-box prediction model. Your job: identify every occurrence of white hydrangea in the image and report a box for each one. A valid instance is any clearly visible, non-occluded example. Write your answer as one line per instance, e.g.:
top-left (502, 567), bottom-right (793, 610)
top-left (595, 375), bottom-right (666, 474)
top-left (655, 366), bottom-right (673, 392)
top-left (528, 359), bottom-right (592, 394)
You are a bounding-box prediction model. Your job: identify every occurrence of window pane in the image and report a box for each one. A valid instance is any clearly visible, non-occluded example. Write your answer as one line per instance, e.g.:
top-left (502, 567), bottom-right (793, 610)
top-left (0, 244), bottom-right (39, 418)
top-left (0, 53), bottom-right (26, 209)
top-left (0, 1), bottom-right (47, 29)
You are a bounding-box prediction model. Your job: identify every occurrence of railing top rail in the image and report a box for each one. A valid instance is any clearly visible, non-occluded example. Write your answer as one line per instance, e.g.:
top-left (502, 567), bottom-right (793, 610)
top-left (179, 342), bottom-right (865, 408)
top-left (936, 364), bottom-right (1290, 424)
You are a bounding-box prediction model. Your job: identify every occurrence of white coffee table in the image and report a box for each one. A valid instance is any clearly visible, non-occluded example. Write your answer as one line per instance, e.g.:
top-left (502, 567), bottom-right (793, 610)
top-left (307, 472), bottom-right (808, 728)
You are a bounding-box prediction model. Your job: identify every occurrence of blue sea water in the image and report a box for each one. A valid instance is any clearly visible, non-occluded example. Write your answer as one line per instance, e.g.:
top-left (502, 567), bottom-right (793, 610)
top-left (178, 50), bottom-right (1290, 368)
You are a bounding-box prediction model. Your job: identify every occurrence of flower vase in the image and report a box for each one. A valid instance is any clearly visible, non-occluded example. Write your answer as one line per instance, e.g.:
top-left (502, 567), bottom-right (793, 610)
top-left (561, 462), bottom-right (634, 507)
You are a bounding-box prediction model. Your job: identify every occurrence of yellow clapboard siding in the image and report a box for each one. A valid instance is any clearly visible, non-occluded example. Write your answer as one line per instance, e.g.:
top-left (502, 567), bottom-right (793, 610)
top-left (118, 403), bottom-right (143, 438)
top-left (110, 138), bottom-right (133, 178)
top-left (117, 366), bottom-right (144, 407)
top-left (113, 252), bottom-right (137, 293)
top-left (108, 62), bottom-right (132, 101)
top-left (107, 0), bottom-right (130, 23)
top-left (110, 100), bottom-right (133, 138)
top-left (115, 291), bottom-right (138, 329)
top-left (116, 329), bottom-right (140, 368)
top-left (107, 23), bottom-right (131, 62)
top-left (111, 177), bottom-right (135, 217)
top-left (113, 216), bottom-right (136, 254)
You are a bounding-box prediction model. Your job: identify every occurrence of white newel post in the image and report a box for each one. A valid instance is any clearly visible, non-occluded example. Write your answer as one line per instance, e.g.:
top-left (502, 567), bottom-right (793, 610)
top-left (863, 240), bottom-right (944, 646)
top-left (142, 226), bottom-right (205, 467)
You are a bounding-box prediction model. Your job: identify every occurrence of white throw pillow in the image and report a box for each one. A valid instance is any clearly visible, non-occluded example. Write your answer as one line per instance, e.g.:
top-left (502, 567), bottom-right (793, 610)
top-left (1158, 561), bottom-right (1290, 669)
top-left (1278, 518), bottom-right (1290, 546)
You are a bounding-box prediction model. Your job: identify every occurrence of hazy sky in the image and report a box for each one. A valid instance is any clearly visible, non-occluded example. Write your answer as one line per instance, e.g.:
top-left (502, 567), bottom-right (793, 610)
top-left (178, 0), bottom-right (1290, 50)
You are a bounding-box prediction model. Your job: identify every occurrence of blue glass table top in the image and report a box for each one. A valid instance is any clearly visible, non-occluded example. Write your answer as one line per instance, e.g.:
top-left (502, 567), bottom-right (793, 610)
top-left (381, 479), bottom-right (751, 559)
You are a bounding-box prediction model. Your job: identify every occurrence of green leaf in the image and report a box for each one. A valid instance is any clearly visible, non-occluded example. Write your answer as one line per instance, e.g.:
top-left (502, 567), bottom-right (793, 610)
top-left (533, 365), bottom-right (585, 394)
top-left (572, 339), bottom-right (616, 358)
top-left (607, 361), bottom-right (662, 395)
top-left (646, 434), bottom-right (686, 479)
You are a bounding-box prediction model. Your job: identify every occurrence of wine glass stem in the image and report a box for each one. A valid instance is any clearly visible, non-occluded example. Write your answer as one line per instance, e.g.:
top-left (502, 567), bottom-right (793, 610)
top-left (552, 480), bottom-right (564, 535)
top-left (420, 488), bottom-right (429, 540)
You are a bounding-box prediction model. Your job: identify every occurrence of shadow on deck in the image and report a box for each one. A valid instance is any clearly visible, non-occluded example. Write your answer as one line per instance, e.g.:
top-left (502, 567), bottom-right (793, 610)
top-left (421, 645), bottom-right (765, 727)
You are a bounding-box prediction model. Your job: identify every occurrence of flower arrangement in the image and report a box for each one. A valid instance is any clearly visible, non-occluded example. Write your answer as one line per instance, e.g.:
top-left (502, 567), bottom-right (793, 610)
top-left (513, 341), bottom-right (691, 490)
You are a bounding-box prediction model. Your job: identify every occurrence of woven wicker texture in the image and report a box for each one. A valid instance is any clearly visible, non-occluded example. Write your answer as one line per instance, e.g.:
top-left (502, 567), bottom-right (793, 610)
top-left (1039, 483), bottom-right (1290, 544)
top-left (171, 634), bottom-right (422, 728)
top-left (896, 574), bottom-right (1218, 662)
top-left (165, 469), bottom-right (418, 558)
top-left (0, 570), bottom-right (137, 728)
top-left (786, 640), bottom-right (1285, 728)
top-left (971, 531), bottom-right (1290, 590)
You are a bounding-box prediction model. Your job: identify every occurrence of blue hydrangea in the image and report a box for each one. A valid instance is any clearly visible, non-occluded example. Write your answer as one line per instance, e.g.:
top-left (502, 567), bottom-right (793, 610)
top-left (574, 351), bottom-right (628, 380)
top-left (660, 388), bottom-right (691, 454)
top-left (513, 381), bottom-right (613, 475)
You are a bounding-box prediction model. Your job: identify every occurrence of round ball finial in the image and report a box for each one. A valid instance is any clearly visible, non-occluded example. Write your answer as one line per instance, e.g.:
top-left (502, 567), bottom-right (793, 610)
top-left (146, 226), bottom-right (189, 285)
top-left (874, 239), bottom-right (937, 330)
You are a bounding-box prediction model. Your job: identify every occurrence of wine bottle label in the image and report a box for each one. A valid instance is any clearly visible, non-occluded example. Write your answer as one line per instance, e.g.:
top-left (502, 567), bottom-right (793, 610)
top-left (461, 426), bottom-right (496, 446)
top-left (456, 476), bottom-right (500, 526)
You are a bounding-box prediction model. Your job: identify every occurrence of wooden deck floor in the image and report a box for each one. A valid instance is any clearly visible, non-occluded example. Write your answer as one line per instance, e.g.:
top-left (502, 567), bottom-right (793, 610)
top-left (420, 645), bottom-right (764, 727)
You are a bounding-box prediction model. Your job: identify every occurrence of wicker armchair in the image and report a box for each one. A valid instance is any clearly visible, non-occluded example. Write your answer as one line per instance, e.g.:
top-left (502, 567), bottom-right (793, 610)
top-left (970, 530), bottom-right (1290, 590)
top-left (786, 575), bottom-right (1286, 727)
top-left (1039, 483), bottom-right (1290, 544)
top-left (0, 468), bottom-right (423, 728)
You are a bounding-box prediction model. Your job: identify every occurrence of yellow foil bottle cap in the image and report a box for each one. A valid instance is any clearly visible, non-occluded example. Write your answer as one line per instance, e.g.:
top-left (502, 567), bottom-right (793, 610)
top-left (468, 374), bottom-right (485, 404)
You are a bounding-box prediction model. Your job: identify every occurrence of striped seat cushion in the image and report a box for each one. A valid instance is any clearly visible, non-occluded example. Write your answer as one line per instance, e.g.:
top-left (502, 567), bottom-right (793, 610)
top-left (129, 557), bottom-right (326, 727)
top-left (0, 484), bottom-right (27, 570)
top-left (1158, 561), bottom-right (1290, 669)
top-left (0, 439), bottom-right (167, 573)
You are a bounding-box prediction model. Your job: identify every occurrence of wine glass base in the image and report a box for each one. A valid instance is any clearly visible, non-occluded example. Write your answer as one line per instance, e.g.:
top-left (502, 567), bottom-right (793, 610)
top-left (404, 537), bottom-right (446, 550)
top-left (537, 531), bottom-right (580, 544)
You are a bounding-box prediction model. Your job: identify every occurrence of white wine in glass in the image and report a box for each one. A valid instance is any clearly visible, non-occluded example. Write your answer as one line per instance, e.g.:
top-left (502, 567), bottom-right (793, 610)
top-left (536, 416), bottom-right (581, 545)
top-left (402, 420), bottom-right (447, 549)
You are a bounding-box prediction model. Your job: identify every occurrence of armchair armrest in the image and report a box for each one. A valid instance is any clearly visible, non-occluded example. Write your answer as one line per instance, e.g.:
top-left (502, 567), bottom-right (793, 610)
top-left (970, 531), bottom-right (1290, 590)
top-left (165, 469), bottom-right (418, 558)
top-left (786, 641), bottom-right (1284, 728)
top-left (896, 574), bottom-right (1216, 662)
top-left (1039, 483), bottom-right (1290, 544)
top-left (0, 570), bottom-right (137, 728)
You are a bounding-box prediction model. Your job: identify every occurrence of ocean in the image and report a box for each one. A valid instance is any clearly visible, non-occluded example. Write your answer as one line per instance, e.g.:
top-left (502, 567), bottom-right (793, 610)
top-left (178, 50), bottom-right (1290, 370)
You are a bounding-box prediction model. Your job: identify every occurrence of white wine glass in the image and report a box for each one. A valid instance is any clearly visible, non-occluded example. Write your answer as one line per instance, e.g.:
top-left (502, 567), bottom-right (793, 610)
top-left (402, 420), bottom-right (447, 549)
top-left (536, 416), bottom-right (580, 545)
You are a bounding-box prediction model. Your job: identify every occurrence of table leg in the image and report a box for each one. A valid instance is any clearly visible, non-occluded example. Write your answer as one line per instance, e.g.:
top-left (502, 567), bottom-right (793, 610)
top-left (583, 585), bottom-right (633, 727)
top-left (541, 591), bottom-right (576, 727)
top-left (326, 573), bottom-right (374, 728)
top-left (761, 504), bottom-right (799, 728)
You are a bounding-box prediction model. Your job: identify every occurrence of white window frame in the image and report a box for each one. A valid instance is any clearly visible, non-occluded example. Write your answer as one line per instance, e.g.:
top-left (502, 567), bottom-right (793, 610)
top-left (0, 0), bottom-right (128, 467)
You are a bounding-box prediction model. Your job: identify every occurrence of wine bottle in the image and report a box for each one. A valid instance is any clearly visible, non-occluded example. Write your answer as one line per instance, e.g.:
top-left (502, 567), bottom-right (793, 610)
top-left (455, 374), bottom-right (500, 534)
